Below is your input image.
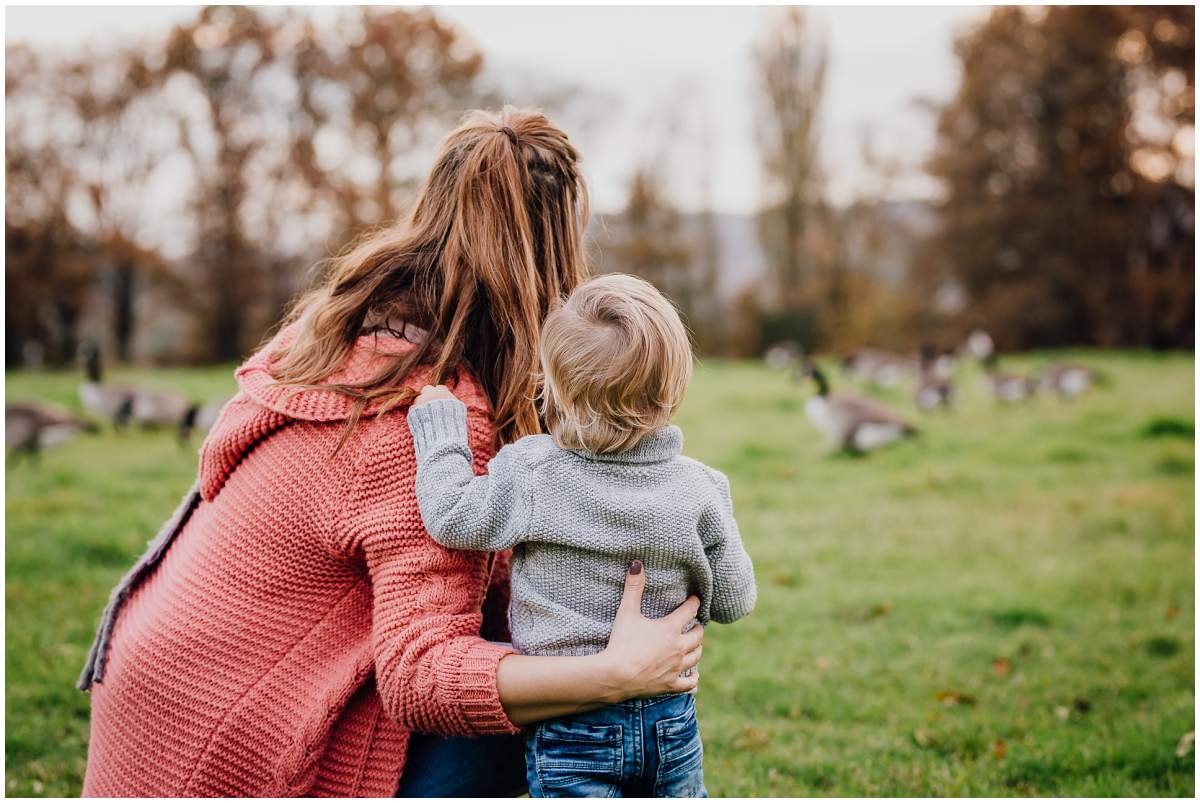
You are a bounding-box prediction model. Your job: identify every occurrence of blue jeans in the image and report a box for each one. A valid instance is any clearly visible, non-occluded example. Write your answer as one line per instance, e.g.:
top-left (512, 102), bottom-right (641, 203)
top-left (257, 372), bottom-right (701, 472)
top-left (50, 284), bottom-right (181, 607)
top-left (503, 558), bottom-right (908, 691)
top-left (396, 731), bottom-right (527, 797)
top-left (526, 694), bottom-right (706, 798)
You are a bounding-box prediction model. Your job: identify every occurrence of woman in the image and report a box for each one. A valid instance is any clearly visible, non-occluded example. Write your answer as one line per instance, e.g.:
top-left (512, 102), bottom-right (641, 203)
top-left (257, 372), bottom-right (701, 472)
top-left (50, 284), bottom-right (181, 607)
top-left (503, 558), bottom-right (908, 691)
top-left (78, 108), bottom-right (704, 797)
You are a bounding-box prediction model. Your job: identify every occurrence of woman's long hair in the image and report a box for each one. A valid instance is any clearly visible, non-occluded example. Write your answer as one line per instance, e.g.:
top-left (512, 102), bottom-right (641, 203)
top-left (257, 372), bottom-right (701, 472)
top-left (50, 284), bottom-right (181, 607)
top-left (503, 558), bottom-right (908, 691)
top-left (269, 107), bottom-right (589, 447)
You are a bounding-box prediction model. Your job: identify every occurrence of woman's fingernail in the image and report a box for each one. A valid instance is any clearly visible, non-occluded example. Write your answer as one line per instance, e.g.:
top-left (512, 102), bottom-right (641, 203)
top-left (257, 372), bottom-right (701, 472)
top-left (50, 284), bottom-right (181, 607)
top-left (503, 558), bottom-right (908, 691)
top-left (629, 559), bottom-right (643, 575)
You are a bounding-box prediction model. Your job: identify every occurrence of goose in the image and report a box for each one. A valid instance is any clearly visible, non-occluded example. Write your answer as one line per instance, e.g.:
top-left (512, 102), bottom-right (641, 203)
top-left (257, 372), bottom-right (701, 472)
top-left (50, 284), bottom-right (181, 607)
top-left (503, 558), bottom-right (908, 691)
top-left (983, 353), bottom-right (1036, 403)
top-left (914, 345), bottom-right (954, 413)
top-left (79, 342), bottom-right (136, 428)
top-left (1038, 362), bottom-right (1099, 400)
top-left (842, 348), bottom-right (918, 388)
top-left (129, 385), bottom-right (193, 430)
top-left (6, 402), bottom-right (96, 461)
top-left (179, 398), bottom-right (230, 442)
top-left (960, 329), bottom-right (995, 363)
top-left (80, 341), bottom-right (192, 431)
top-left (797, 361), bottom-right (918, 453)
top-left (765, 340), bottom-right (802, 371)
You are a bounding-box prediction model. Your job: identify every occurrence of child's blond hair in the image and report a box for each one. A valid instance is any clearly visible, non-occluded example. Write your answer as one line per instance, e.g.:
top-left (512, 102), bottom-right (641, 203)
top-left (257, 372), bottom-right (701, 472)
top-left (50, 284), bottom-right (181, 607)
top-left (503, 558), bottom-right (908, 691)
top-left (539, 273), bottom-right (693, 454)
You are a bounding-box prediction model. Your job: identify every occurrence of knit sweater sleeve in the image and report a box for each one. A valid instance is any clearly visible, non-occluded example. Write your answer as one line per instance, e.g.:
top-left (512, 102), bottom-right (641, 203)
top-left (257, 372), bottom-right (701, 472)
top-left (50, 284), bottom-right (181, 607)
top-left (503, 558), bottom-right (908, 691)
top-left (339, 422), bottom-right (520, 738)
top-left (699, 468), bottom-right (758, 624)
top-left (406, 398), bottom-right (533, 553)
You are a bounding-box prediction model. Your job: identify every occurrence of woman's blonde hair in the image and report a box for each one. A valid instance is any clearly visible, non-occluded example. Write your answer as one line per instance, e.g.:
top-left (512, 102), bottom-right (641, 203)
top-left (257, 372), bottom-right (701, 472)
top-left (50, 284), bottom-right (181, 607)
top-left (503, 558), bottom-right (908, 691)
top-left (268, 107), bottom-right (588, 448)
top-left (540, 273), bottom-right (693, 454)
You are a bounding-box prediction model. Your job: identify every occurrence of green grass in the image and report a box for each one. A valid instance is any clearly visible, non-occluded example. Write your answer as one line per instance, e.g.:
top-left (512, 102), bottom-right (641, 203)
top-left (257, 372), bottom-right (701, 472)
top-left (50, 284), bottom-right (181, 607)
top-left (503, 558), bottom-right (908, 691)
top-left (5, 352), bottom-right (1195, 795)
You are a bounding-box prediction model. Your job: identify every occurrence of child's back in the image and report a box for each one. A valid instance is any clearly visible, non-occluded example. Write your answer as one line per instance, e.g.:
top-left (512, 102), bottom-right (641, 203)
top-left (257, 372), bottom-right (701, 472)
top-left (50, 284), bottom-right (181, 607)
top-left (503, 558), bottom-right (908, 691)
top-left (409, 405), bottom-right (756, 658)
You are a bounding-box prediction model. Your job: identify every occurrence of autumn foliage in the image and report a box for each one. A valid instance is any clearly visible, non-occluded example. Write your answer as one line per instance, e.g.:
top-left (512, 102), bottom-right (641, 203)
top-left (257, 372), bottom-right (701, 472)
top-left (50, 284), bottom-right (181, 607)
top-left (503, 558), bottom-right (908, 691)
top-left (4, 6), bottom-right (1195, 365)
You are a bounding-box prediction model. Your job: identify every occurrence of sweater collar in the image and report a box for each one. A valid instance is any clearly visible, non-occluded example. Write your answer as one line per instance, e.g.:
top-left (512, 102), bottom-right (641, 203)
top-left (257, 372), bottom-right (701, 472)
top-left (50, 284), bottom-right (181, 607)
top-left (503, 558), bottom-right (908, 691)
top-left (568, 425), bottom-right (684, 465)
top-left (235, 323), bottom-right (438, 422)
top-left (199, 322), bottom-right (489, 502)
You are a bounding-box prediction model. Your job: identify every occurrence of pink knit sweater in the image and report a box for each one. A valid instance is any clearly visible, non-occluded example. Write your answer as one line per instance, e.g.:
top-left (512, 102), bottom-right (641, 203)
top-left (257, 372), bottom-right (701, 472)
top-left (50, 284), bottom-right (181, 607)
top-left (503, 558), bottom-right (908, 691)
top-left (82, 326), bottom-right (519, 797)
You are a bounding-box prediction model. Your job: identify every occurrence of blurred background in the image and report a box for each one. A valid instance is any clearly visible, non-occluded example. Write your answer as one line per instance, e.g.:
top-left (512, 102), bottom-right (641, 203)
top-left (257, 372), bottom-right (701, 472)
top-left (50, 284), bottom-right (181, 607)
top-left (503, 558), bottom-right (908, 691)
top-left (6, 4), bottom-right (1193, 366)
top-left (4, 4), bottom-right (1195, 798)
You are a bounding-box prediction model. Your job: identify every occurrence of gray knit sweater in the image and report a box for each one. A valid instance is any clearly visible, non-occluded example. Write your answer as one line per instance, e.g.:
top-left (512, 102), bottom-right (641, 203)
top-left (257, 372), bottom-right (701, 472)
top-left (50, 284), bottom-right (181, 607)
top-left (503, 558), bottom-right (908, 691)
top-left (407, 398), bottom-right (757, 658)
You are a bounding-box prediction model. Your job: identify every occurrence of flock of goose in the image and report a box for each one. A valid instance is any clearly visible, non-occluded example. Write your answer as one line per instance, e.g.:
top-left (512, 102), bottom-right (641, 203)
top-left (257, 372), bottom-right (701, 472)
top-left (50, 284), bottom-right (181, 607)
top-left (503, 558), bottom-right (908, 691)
top-left (6, 342), bottom-right (226, 462)
top-left (772, 329), bottom-right (1104, 455)
top-left (6, 331), bottom-right (1103, 462)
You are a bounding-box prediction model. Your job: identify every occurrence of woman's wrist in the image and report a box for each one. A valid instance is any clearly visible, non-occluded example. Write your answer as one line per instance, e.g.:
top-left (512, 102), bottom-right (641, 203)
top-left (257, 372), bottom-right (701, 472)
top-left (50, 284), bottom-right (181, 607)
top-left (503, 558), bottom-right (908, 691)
top-left (496, 651), bottom-right (626, 724)
top-left (589, 649), bottom-right (636, 705)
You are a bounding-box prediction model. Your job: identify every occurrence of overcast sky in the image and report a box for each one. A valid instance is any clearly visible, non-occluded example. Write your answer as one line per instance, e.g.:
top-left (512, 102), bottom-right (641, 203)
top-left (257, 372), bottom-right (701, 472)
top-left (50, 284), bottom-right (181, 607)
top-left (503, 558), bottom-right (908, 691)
top-left (5, 4), bottom-right (988, 215)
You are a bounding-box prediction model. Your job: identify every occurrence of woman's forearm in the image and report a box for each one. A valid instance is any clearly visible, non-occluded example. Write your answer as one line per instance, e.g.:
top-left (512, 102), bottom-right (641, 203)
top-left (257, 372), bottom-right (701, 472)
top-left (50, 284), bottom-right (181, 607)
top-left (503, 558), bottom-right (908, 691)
top-left (495, 652), bottom-right (627, 725)
top-left (492, 564), bottom-right (704, 726)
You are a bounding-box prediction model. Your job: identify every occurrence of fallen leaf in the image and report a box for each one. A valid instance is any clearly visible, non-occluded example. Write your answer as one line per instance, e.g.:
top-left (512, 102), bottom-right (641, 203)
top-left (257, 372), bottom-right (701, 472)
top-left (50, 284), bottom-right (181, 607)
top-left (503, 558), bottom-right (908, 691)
top-left (866, 602), bottom-right (894, 620)
top-left (1165, 605), bottom-right (1180, 620)
top-left (992, 739), bottom-right (1007, 760)
top-left (814, 655), bottom-right (832, 671)
top-left (935, 690), bottom-right (977, 707)
top-left (1073, 696), bottom-right (1091, 714)
top-left (732, 727), bottom-right (771, 753)
top-left (992, 657), bottom-right (1012, 677)
top-left (1054, 705), bottom-right (1070, 720)
top-left (1176, 731), bottom-right (1195, 758)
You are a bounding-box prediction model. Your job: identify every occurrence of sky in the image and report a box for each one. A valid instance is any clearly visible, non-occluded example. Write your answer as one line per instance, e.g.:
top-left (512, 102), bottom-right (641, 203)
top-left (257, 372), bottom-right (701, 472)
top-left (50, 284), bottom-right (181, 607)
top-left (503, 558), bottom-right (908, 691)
top-left (5, 4), bottom-right (988, 215)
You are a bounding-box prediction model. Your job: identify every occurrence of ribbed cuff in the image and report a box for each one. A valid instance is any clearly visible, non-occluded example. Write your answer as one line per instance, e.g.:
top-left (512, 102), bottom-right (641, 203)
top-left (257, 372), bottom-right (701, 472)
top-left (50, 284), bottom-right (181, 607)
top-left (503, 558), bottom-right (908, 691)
top-left (447, 639), bottom-right (522, 735)
top-left (407, 398), bottom-right (470, 460)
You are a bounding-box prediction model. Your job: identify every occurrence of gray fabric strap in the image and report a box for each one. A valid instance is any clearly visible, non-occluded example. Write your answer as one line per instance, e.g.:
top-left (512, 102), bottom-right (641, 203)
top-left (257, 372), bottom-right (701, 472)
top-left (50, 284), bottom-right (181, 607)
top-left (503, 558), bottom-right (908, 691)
top-left (77, 481), bottom-right (202, 691)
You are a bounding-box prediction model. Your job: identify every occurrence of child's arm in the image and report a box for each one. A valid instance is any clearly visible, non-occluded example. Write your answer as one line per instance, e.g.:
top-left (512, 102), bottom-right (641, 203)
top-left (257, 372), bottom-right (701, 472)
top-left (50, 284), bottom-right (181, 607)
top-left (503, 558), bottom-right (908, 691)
top-left (407, 390), bottom-right (532, 552)
top-left (700, 469), bottom-right (757, 624)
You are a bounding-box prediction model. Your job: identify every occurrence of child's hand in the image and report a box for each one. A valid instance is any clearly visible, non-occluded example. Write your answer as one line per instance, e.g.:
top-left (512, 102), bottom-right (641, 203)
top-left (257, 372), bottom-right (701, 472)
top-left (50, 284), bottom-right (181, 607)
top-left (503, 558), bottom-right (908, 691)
top-left (414, 384), bottom-right (456, 407)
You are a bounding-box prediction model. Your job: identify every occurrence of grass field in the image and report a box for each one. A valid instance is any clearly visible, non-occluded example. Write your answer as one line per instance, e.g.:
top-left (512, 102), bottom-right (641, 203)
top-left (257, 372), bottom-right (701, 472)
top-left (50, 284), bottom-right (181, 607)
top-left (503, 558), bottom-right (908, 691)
top-left (5, 352), bottom-right (1195, 796)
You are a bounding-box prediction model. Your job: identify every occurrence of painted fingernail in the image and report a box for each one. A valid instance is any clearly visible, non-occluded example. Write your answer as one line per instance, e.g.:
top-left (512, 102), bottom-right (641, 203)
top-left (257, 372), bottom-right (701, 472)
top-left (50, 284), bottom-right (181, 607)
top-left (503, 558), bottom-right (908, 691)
top-left (629, 559), bottom-right (643, 575)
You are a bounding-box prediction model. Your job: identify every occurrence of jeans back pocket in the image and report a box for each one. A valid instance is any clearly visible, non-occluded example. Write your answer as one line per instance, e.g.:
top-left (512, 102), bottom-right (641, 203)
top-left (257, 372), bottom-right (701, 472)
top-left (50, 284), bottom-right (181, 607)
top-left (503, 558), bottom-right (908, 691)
top-left (531, 719), bottom-right (624, 796)
top-left (653, 699), bottom-right (705, 797)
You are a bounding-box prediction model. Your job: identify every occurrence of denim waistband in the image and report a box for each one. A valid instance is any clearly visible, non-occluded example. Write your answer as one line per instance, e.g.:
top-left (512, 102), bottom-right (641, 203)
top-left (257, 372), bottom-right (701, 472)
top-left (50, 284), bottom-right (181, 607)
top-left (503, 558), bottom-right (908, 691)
top-left (611, 692), bottom-right (693, 709)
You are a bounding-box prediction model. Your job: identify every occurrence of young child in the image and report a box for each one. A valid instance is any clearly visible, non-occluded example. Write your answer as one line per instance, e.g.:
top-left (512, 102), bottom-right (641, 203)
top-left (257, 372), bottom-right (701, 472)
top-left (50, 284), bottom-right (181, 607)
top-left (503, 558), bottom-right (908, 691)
top-left (406, 273), bottom-right (756, 798)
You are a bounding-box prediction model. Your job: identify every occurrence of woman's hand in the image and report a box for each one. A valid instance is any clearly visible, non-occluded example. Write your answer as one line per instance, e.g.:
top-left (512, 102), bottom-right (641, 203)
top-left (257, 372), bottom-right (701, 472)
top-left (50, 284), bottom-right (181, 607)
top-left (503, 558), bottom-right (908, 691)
top-left (597, 560), bottom-right (704, 700)
top-left (414, 384), bottom-right (456, 407)
top-left (494, 562), bottom-right (704, 725)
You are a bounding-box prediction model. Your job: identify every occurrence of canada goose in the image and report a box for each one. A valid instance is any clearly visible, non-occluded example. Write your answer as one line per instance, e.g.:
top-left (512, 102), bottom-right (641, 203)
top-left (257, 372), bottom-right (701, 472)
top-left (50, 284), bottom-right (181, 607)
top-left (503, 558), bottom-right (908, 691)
top-left (79, 342), bottom-right (135, 428)
top-left (6, 402), bottom-right (96, 461)
top-left (798, 362), bottom-right (918, 453)
top-left (1038, 362), bottom-right (1099, 400)
top-left (960, 329), bottom-right (996, 363)
top-left (915, 345), bottom-right (954, 413)
top-left (129, 386), bottom-right (192, 430)
top-left (983, 353), bottom-right (1036, 403)
top-left (765, 341), bottom-right (802, 371)
top-left (842, 348), bottom-right (918, 389)
top-left (79, 341), bottom-right (191, 432)
top-left (179, 398), bottom-right (229, 442)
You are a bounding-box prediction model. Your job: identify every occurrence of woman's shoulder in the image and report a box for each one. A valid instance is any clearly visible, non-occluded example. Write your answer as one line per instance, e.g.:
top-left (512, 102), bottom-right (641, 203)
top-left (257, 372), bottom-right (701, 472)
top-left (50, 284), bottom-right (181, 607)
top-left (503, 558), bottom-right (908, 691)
top-left (343, 374), bottom-right (495, 462)
top-left (238, 323), bottom-right (493, 423)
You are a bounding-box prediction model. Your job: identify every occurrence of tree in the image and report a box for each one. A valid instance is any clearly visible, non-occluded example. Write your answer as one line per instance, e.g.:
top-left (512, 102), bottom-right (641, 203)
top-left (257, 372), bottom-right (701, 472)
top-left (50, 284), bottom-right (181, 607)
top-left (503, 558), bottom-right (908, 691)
top-left (5, 7), bottom-right (490, 365)
top-left (5, 45), bottom-right (97, 364)
top-left (604, 167), bottom-right (694, 320)
top-left (154, 6), bottom-right (486, 361)
top-left (924, 6), bottom-right (1194, 349)
top-left (753, 7), bottom-right (829, 308)
top-left (58, 45), bottom-right (173, 360)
